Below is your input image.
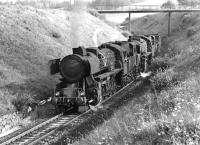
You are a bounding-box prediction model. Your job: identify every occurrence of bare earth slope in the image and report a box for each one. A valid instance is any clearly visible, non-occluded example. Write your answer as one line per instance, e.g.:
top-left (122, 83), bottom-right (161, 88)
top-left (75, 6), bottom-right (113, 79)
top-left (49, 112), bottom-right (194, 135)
top-left (0, 5), bottom-right (125, 115)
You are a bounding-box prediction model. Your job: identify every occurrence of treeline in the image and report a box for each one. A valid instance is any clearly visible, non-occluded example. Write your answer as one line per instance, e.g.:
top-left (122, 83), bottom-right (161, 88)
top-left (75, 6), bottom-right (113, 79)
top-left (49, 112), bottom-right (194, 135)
top-left (177, 0), bottom-right (200, 6)
top-left (0, 0), bottom-right (142, 10)
top-left (160, 0), bottom-right (200, 9)
top-left (16, 0), bottom-right (71, 9)
top-left (0, 0), bottom-right (71, 9)
top-left (89, 0), bottom-right (131, 10)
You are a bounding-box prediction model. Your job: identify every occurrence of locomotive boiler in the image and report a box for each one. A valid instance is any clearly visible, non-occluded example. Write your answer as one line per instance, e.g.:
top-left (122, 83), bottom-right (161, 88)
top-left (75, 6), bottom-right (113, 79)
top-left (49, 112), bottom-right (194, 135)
top-left (48, 34), bottom-right (161, 112)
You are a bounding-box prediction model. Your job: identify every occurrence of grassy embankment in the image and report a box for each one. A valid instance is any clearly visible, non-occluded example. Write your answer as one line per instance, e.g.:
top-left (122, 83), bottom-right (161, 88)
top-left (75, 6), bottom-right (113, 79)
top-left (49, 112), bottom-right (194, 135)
top-left (0, 5), bottom-right (125, 117)
top-left (73, 12), bottom-right (200, 145)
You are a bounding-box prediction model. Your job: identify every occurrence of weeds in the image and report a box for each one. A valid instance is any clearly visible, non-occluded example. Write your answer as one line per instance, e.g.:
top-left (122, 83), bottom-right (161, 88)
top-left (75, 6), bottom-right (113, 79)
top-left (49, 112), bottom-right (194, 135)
top-left (0, 89), bottom-right (15, 116)
top-left (73, 56), bottom-right (200, 145)
top-left (11, 92), bottom-right (37, 117)
top-left (152, 68), bottom-right (178, 91)
top-left (149, 57), bottom-right (172, 73)
top-left (72, 11), bottom-right (200, 145)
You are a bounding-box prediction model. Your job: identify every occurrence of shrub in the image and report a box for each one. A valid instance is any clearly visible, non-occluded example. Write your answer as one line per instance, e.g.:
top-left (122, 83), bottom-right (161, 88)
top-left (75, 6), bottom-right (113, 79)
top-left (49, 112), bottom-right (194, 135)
top-left (0, 89), bottom-right (15, 115)
top-left (11, 92), bottom-right (37, 117)
top-left (150, 57), bottom-right (172, 73)
top-left (51, 31), bottom-right (61, 38)
top-left (152, 68), bottom-right (178, 91)
top-left (187, 25), bottom-right (200, 37)
top-left (30, 102), bottom-right (56, 120)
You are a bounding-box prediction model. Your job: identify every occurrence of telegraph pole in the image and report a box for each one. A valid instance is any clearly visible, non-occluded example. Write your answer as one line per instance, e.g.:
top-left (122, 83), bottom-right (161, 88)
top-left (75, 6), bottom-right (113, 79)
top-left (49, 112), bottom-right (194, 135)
top-left (168, 12), bottom-right (171, 36)
top-left (128, 13), bottom-right (131, 32)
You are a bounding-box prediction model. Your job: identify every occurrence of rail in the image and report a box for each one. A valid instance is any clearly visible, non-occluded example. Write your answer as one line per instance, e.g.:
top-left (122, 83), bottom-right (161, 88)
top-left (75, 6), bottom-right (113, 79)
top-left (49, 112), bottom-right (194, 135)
top-left (1, 113), bottom-right (63, 145)
top-left (1, 76), bottom-right (140, 145)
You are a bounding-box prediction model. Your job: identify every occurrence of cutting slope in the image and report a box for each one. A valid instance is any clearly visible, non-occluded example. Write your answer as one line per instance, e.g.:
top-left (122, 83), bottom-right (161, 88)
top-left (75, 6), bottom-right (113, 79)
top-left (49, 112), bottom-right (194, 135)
top-left (130, 12), bottom-right (200, 57)
top-left (0, 5), bottom-right (125, 115)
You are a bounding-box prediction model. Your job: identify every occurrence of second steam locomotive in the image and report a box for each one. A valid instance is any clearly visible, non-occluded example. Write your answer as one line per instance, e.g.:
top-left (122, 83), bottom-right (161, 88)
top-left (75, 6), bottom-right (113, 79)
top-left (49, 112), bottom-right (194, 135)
top-left (49, 34), bottom-right (161, 112)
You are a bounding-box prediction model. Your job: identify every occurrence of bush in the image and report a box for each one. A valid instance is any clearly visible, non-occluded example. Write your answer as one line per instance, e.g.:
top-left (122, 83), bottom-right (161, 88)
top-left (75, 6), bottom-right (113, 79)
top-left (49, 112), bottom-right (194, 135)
top-left (51, 31), bottom-right (61, 38)
top-left (11, 92), bottom-right (37, 117)
top-left (30, 102), bottom-right (56, 120)
top-left (187, 25), bottom-right (200, 37)
top-left (152, 68), bottom-right (178, 91)
top-left (150, 57), bottom-right (172, 73)
top-left (187, 28), bottom-right (196, 37)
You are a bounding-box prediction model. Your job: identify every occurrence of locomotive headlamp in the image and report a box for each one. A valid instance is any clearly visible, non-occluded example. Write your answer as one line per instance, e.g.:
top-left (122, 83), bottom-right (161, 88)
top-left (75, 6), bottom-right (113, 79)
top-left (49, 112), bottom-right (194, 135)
top-left (55, 92), bottom-right (60, 96)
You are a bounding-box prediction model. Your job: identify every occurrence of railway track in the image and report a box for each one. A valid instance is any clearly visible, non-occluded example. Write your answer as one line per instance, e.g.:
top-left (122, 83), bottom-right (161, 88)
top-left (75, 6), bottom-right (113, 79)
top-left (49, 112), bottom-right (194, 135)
top-left (0, 112), bottom-right (80, 145)
top-left (38, 79), bottom-right (142, 145)
top-left (1, 75), bottom-right (145, 145)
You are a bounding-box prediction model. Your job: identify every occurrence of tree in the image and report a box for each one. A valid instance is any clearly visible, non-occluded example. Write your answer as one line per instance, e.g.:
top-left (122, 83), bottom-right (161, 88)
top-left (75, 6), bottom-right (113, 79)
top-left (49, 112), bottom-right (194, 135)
top-left (161, 0), bottom-right (176, 9)
top-left (89, 0), bottom-right (130, 10)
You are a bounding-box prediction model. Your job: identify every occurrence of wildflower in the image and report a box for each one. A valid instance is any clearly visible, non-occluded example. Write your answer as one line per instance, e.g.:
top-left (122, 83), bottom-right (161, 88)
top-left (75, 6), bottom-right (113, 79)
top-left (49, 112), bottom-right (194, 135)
top-left (179, 120), bottom-right (183, 123)
top-left (98, 142), bottom-right (103, 145)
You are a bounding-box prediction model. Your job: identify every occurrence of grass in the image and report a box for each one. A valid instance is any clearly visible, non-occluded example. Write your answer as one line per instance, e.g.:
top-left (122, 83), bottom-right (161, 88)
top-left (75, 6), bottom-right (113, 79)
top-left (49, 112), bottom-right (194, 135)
top-left (0, 5), bottom-right (125, 118)
top-left (73, 12), bottom-right (200, 144)
top-left (73, 54), bottom-right (200, 145)
top-left (0, 90), bottom-right (15, 116)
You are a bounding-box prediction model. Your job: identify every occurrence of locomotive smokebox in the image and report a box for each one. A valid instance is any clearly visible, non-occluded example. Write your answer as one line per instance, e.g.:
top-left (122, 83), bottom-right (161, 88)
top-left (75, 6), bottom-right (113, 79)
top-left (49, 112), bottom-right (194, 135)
top-left (60, 55), bottom-right (90, 83)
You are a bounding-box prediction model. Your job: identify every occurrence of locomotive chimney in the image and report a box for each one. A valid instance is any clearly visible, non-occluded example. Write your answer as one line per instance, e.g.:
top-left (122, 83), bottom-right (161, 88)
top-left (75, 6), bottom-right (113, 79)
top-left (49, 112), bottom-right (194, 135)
top-left (73, 46), bottom-right (87, 56)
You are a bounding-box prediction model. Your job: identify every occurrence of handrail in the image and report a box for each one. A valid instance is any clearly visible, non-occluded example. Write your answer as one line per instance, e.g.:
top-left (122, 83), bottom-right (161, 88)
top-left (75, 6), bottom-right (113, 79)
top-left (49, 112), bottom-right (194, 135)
top-left (68, 4), bottom-right (200, 11)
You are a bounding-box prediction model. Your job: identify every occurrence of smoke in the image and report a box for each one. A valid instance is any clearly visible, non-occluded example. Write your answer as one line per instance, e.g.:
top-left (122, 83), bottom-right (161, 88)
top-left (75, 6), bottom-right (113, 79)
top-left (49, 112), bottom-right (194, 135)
top-left (69, 0), bottom-right (90, 48)
top-left (92, 28), bottom-right (103, 47)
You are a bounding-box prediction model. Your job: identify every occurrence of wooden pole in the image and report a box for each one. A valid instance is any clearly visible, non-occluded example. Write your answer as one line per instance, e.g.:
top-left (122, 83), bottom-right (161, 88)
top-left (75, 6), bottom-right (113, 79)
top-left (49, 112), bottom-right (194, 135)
top-left (168, 12), bottom-right (171, 36)
top-left (129, 13), bottom-right (131, 32)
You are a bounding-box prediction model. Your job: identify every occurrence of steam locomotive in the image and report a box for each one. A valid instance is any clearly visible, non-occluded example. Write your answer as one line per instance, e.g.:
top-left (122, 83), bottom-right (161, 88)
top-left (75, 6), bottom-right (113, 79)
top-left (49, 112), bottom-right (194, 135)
top-left (48, 34), bottom-right (161, 112)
